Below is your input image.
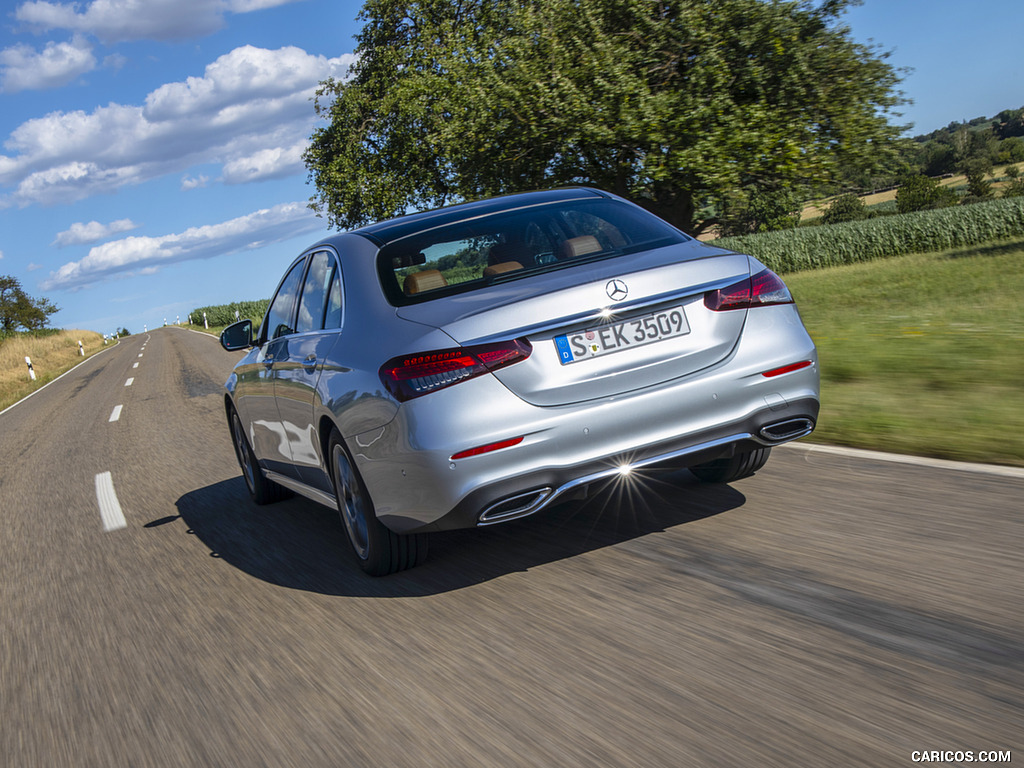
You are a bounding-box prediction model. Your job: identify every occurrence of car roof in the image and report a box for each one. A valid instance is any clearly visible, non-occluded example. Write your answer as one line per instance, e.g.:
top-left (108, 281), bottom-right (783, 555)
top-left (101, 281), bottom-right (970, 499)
top-left (349, 187), bottom-right (609, 247)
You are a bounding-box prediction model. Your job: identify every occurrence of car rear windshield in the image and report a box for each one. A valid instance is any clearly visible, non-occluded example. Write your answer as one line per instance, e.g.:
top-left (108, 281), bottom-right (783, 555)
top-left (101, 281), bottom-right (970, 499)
top-left (376, 198), bottom-right (688, 306)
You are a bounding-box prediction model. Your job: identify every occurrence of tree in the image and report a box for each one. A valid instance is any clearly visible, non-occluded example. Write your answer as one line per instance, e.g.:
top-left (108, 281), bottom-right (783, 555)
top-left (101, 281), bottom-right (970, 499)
top-left (1001, 165), bottom-right (1024, 198)
top-left (305, 0), bottom-right (905, 236)
top-left (719, 184), bottom-right (802, 236)
top-left (895, 174), bottom-right (956, 214)
top-left (0, 276), bottom-right (59, 335)
top-left (962, 158), bottom-right (993, 202)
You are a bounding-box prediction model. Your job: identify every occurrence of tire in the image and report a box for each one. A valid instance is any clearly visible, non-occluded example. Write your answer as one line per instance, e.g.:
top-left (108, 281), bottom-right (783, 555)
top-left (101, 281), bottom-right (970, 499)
top-left (328, 430), bottom-right (428, 576)
top-left (689, 447), bottom-right (772, 484)
top-left (230, 408), bottom-right (291, 505)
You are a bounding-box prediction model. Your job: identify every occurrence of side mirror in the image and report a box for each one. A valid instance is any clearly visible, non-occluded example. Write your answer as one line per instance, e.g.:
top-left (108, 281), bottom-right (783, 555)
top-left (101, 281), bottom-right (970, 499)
top-left (220, 319), bottom-right (254, 351)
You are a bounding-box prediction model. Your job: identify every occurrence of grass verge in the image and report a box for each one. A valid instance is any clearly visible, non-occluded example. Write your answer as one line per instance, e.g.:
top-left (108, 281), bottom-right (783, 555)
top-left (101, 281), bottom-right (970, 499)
top-left (785, 237), bottom-right (1024, 466)
top-left (0, 330), bottom-right (109, 412)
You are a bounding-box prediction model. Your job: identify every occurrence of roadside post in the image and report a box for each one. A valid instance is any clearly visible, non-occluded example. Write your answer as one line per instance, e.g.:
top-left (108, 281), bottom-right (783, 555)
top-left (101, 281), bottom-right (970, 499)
top-left (78, 340), bottom-right (84, 356)
top-left (25, 356), bottom-right (35, 381)
top-left (204, 312), bottom-right (208, 329)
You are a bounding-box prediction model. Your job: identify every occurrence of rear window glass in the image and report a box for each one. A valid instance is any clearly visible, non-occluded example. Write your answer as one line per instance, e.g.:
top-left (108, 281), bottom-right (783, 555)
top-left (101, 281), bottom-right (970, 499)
top-left (376, 199), bottom-right (688, 306)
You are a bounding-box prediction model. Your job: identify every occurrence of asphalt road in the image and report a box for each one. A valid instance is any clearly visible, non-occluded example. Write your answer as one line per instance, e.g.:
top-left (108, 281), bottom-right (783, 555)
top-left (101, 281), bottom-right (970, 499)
top-left (1, 327), bottom-right (1020, 767)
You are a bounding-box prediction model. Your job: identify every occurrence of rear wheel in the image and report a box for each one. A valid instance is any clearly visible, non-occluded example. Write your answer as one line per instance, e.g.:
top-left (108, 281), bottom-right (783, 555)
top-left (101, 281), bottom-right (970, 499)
top-left (689, 447), bottom-right (772, 484)
top-left (328, 430), bottom-right (428, 576)
top-left (230, 408), bottom-right (290, 504)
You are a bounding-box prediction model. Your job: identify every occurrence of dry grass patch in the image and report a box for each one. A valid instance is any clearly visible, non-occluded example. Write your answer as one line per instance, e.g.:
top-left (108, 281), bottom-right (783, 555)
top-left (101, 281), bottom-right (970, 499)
top-left (0, 330), bottom-right (107, 411)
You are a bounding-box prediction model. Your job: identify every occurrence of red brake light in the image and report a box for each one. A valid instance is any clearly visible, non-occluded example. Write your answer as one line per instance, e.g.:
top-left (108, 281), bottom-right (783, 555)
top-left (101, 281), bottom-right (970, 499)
top-left (705, 269), bottom-right (794, 311)
top-left (379, 339), bottom-right (532, 402)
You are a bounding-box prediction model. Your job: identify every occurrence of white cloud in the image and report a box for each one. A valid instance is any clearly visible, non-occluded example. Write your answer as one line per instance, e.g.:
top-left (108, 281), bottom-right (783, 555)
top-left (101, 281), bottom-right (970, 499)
top-left (0, 35), bottom-right (96, 93)
top-left (0, 249), bottom-right (4, 259)
top-left (222, 141), bottom-right (306, 184)
top-left (181, 174), bottom-right (209, 191)
top-left (0, 45), bottom-right (355, 206)
top-left (42, 201), bottom-right (323, 289)
top-left (15, 0), bottom-right (307, 44)
top-left (53, 218), bottom-right (138, 246)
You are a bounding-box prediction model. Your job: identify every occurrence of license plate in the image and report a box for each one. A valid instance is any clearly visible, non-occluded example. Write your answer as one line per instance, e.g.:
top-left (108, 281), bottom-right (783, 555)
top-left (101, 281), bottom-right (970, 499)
top-left (554, 306), bottom-right (690, 364)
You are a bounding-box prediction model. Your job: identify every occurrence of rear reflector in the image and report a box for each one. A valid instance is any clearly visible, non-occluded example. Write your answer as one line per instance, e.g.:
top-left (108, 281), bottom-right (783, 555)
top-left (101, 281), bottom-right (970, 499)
top-left (761, 360), bottom-right (813, 377)
top-left (380, 339), bottom-right (532, 402)
top-left (705, 268), bottom-right (794, 311)
top-left (451, 436), bottom-right (524, 460)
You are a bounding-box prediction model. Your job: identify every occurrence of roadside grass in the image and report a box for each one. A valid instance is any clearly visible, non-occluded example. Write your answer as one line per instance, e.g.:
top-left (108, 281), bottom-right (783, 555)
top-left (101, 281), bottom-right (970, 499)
top-left (785, 237), bottom-right (1024, 466)
top-left (0, 330), bottom-right (108, 412)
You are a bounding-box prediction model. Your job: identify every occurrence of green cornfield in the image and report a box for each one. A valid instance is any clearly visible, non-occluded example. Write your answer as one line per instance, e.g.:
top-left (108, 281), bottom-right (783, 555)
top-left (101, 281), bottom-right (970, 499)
top-left (187, 299), bottom-right (269, 327)
top-left (715, 196), bottom-right (1024, 272)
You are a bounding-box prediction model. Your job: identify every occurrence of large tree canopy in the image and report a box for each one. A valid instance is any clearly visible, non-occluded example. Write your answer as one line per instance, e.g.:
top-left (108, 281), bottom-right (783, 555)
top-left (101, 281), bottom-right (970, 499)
top-left (305, 0), bottom-right (904, 235)
top-left (0, 276), bottom-right (59, 335)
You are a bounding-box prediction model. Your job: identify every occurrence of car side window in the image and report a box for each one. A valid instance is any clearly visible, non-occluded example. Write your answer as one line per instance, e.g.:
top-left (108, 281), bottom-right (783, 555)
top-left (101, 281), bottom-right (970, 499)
top-left (296, 251), bottom-right (334, 333)
top-left (263, 258), bottom-right (306, 342)
top-left (324, 264), bottom-right (343, 329)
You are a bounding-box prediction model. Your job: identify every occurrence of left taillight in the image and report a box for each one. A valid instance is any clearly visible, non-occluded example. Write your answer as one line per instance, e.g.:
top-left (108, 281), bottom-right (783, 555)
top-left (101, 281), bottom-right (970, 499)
top-left (704, 268), bottom-right (794, 311)
top-left (379, 339), bottom-right (532, 402)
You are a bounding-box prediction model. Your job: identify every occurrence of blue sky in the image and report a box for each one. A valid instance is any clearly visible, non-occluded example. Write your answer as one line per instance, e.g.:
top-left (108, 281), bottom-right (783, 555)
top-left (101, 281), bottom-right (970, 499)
top-left (0, 0), bottom-right (1021, 335)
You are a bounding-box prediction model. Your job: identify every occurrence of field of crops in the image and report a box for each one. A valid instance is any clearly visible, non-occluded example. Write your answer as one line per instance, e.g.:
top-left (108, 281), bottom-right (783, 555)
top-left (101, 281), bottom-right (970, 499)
top-left (717, 196), bottom-right (1024, 273)
top-left (187, 299), bottom-right (269, 328)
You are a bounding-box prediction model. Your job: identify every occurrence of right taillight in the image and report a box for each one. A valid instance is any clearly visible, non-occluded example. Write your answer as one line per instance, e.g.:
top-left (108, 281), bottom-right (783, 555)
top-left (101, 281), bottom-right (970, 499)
top-left (379, 338), bottom-right (532, 402)
top-left (704, 268), bottom-right (794, 311)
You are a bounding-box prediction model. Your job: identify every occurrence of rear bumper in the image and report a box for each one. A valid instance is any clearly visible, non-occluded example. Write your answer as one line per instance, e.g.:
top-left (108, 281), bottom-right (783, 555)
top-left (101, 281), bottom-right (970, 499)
top-left (348, 342), bottom-right (819, 533)
top-left (416, 397), bottom-right (817, 532)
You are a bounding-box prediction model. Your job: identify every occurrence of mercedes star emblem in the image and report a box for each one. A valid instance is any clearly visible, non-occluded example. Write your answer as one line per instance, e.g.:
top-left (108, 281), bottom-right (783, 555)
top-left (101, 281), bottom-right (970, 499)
top-left (605, 279), bottom-right (628, 302)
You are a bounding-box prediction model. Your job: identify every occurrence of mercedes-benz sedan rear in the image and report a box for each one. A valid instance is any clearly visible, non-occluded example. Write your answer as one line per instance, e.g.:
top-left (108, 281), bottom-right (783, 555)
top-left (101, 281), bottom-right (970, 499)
top-left (221, 188), bottom-right (819, 575)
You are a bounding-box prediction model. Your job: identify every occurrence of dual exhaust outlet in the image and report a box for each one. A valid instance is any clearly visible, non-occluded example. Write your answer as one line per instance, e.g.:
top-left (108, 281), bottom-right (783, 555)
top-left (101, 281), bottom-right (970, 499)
top-left (478, 418), bottom-right (815, 526)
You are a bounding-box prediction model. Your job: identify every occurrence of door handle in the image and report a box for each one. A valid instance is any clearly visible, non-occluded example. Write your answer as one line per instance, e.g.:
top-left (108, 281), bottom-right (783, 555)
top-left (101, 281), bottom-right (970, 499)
top-left (263, 355), bottom-right (275, 368)
top-left (302, 354), bottom-right (318, 372)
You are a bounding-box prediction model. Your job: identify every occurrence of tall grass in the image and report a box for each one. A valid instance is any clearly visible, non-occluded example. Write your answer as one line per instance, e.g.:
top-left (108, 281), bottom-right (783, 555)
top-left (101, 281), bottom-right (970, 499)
top-left (0, 330), bottom-right (106, 411)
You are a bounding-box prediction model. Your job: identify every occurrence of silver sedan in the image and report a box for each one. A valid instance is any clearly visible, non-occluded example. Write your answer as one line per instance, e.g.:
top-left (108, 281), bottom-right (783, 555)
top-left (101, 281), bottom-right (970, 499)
top-left (221, 188), bottom-right (819, 575)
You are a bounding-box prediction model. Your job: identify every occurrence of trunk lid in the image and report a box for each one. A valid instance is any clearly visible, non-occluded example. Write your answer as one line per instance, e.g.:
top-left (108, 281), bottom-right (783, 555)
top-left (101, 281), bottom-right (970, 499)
top-left (396, 242), bottom-right (751, 406)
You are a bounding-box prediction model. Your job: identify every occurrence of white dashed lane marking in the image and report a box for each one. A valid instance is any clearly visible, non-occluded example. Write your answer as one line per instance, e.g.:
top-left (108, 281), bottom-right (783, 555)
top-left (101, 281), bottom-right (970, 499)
top-left (125, 377), bottom-right (134, 387)
top-left (95, 472), bottom-right (126, 532)
top-left (132, 362), bottom-right (138, 368)
top-left (109, 405), bottom-right (123, 422)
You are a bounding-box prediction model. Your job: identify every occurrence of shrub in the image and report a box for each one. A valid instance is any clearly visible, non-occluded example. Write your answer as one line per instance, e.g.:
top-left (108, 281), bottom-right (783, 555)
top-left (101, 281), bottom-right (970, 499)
top-left (896, 174), bottom-right (957, 213)
top-left (822, 193), bottom-right (868, 225)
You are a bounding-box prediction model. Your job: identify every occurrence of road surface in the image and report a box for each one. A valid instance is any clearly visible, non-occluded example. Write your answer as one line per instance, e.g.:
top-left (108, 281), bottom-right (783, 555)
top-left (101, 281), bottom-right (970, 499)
top-left (1, 327), bottom-right (1020, 766)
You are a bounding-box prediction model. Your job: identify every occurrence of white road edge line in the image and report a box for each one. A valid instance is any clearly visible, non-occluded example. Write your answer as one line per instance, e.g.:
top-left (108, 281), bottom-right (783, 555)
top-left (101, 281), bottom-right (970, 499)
top-left (95, 472), bottom-right (127, 531)
top-left (109, 404), bottom-right (123, 422)
top-left (124, 377), bottom-right (134, 387)
top-left (168, 325), bottom-right (221, 339)
top-left (783, 442), bottom-right (1024, 480)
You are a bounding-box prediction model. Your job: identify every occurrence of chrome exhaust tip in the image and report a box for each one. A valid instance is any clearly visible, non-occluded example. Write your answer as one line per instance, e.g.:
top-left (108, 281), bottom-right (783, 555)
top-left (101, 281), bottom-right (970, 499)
top-left (479, 488), bottom-right (553, 526)
top-left (759, 418), bottom-right (814, 442)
